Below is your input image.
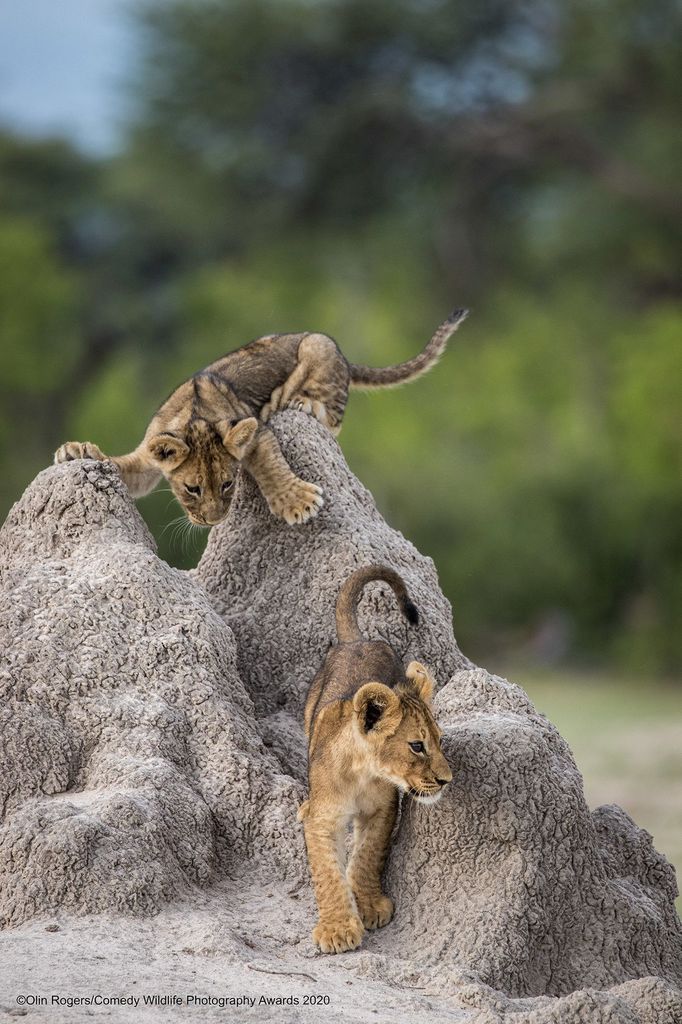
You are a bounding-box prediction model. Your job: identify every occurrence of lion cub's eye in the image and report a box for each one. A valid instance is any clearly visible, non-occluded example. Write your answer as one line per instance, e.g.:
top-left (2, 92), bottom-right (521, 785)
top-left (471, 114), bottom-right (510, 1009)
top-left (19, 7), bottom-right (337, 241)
top-left (185, 484), bottom-right (201, 496)
top-left (221, 481), bottom-right (234, 495)
top-left (409, 741), bottom-right (425, 754)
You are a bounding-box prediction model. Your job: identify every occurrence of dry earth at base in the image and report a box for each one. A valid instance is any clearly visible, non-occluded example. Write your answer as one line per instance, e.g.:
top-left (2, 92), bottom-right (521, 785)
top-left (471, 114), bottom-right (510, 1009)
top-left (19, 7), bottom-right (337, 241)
top-left (1, 412), bottom-right (680, 1024)
top-left (2, 887), bottom-right (675, 1024)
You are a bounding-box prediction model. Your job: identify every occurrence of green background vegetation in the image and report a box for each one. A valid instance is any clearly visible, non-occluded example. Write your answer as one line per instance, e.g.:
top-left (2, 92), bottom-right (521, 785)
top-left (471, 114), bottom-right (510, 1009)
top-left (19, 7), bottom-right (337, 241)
top-left (0, 0), bottom-right (680, 687)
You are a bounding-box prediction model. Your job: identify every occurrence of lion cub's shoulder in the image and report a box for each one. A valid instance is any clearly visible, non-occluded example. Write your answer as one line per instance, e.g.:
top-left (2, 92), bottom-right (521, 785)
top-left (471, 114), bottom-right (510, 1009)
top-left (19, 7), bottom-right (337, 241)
top-left (303, 640), bottom-right (405, 742)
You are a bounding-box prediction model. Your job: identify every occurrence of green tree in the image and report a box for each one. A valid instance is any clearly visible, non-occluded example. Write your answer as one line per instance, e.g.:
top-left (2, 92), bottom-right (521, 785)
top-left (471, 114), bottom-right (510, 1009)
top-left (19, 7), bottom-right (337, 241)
top-left (1, 0), bottom-right (680, 671)
top-left (0, 215), bottom-right (82, 503)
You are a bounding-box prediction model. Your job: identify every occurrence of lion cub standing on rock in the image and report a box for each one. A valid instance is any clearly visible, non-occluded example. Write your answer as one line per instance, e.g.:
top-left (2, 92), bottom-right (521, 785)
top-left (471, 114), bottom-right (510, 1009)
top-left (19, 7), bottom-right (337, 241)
top-left (299, 565), bottom-right (452, 954)
top-left (53, 311), bottom-right (467, 528)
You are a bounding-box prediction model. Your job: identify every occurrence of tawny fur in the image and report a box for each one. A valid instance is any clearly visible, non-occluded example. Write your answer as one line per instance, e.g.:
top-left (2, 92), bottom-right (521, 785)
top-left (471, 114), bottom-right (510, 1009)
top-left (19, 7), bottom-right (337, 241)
top-left (300, 566), bottom-right (452, 954)
top-left (53, 311), bottom-right (468, 527)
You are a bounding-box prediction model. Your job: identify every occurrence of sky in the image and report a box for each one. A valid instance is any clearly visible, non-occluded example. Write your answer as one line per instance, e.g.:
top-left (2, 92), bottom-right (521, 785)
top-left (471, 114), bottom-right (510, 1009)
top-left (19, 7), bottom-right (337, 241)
top-left (0, 0), bottom-right (135, 154)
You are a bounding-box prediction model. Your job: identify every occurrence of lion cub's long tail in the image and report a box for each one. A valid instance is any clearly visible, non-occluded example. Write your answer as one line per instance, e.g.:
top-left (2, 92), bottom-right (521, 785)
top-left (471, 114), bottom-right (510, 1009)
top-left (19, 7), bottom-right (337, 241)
top-left (335, 565), bottom-right (419, 644)
top-left (348, 308), bottom-right (468, 391)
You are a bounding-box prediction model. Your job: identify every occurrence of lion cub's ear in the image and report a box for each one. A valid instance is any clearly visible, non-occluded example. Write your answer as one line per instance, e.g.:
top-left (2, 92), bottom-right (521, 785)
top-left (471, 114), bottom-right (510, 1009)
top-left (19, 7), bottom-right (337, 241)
top-left (353, 683), bottom-right (401, 735)
top-left (405, 661), bottom-right (435, 703)
top-left (218, 417), bottom-right (259, 459)
top-left (146, 432), bottom-right (190, 469)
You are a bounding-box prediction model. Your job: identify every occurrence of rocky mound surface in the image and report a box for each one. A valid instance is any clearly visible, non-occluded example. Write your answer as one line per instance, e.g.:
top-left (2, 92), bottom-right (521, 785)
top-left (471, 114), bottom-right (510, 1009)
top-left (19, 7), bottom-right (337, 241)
top-left (0, 412), bottom-right (680, 1023)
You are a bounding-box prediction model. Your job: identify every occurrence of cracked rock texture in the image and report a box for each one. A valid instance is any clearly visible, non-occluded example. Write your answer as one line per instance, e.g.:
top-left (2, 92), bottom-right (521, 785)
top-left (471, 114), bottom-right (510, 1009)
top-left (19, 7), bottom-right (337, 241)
top-left (0, 411), bottom-right (680, 1024)
top-left (0, 458), bottom-right (306, 928)
top-left (194, 411), bottom-right (468, 720)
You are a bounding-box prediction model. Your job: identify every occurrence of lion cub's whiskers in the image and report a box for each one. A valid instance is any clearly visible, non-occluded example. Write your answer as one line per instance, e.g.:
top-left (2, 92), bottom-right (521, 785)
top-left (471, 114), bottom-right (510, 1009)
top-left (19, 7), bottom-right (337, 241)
top-left (160, 514), bottom-right (186, 538)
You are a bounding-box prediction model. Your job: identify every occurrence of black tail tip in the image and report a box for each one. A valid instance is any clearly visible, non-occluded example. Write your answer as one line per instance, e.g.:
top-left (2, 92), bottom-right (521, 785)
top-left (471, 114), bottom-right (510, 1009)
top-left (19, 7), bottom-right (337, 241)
top-left (448, 307), bottom-right (469, 325)
top-left (403, 599), bottom-right (419, 627)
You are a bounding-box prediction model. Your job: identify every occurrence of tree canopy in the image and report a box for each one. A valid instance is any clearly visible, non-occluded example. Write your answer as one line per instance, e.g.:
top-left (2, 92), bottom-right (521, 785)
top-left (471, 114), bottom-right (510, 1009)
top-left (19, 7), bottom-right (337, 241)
top-left (1, 0), bottom-right (680, 672)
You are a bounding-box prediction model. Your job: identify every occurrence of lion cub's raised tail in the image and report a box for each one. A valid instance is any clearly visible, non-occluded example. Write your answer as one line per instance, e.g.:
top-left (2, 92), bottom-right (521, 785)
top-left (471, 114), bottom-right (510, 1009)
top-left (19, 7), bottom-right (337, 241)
top-left (335, 565), bottom-right (419, 644)
top-left (348, 308), bottom-right (468, 391)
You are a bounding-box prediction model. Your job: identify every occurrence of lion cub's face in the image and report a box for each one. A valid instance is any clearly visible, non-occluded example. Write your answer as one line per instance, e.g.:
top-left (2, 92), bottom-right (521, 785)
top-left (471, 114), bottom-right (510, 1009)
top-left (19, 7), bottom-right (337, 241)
top-left (146, 417), bottom-right (258, 526)
top-left (352, 662), bottom-right (452, 804)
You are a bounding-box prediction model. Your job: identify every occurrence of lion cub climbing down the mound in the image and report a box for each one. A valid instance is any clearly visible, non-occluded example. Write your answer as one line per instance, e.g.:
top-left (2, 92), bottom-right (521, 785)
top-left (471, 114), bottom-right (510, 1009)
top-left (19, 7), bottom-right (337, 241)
top-left (299, 565), bottom-right (452, 954)
top-left (54, 311), bottom-right (467, 528)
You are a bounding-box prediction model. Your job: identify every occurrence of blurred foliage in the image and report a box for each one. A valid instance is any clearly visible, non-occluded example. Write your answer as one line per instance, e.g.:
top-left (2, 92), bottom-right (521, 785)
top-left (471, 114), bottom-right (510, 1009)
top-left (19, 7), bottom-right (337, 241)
top-left (0, 0), bottom-right (680, 672)
top-left (0, 217), bottom-right (81, 393)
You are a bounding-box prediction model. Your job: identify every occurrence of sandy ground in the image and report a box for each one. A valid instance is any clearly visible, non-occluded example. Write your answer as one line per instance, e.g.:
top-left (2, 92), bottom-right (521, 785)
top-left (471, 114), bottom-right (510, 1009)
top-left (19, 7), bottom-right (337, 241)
top-left (0, 873), bottom-right (473, 1024)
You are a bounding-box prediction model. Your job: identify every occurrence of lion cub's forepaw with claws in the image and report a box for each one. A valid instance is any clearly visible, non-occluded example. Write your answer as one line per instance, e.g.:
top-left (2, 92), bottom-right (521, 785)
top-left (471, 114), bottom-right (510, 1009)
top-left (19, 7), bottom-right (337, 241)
top-left (356, 895), bottom-right (394, 931)
top-left (313, 915), bottom-right (364, 954)
top-left (54, 441), bottom-right (107, 465)
top-left (269, 478), bottom-right (324, 525)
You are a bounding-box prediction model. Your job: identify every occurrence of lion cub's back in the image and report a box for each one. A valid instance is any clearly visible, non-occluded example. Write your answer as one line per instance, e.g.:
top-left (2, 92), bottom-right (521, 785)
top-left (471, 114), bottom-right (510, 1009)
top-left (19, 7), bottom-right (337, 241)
top-left (304, 641), bottom-right (405, 738)
top-left (206, 333), bottom-right (311, 410)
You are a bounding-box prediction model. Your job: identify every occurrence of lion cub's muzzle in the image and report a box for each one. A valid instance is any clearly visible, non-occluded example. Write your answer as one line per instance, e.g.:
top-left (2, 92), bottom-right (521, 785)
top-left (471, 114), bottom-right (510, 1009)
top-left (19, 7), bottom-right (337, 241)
top-left (409, 770), bottom-right (452, 804)
top-left (409, 785), bottom-right (448, 805)
top-left (187, 509), bottom-right (228, 527)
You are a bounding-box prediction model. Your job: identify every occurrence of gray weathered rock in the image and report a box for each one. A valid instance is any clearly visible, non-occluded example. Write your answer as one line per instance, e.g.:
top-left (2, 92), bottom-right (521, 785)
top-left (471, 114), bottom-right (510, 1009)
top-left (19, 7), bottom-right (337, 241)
top-left (0, 459), bottom-right (305, 929)
top-left (0, 411), bottom-right (680, 1024)
top-left (194, 411), bottom-right (468, 717)
top-left (385, 669), bottom-right (682, 997)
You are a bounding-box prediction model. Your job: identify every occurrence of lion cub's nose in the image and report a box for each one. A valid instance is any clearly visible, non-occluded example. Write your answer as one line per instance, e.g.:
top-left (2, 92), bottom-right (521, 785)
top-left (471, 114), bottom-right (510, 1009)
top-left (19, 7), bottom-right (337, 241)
top-left (437, 770), bottom-right (453, 786)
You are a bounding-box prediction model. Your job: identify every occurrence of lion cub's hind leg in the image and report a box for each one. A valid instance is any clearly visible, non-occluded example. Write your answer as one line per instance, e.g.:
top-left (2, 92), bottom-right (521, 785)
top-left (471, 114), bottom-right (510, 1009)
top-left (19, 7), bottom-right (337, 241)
top-left (261, 334), bottom-right (350, 434)
top-left (347, 798), bottom-right (398, 931)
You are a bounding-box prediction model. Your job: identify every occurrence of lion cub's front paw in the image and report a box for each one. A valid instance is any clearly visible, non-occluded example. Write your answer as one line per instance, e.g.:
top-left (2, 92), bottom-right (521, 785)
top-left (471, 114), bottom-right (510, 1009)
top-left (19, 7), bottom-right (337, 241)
top-left (356, 895), bottom-right (394, 931)
top-left (54, 441), bottom-right (107, 465)
top-left (269, 478), bottom-right (324, 525)
top-left (313, 914), bottom-right (364, 954)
